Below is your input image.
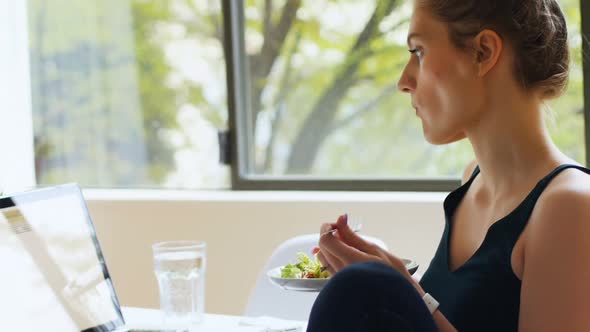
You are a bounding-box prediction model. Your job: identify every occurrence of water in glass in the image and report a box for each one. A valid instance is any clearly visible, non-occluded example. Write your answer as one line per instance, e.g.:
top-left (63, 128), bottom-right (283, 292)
top-left (153, 243), bottom-right (205, 326)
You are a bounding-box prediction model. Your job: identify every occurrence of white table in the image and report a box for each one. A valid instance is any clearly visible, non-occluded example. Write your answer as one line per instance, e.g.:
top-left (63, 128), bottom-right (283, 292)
top-left (122, 307), bottom-right (307, 332)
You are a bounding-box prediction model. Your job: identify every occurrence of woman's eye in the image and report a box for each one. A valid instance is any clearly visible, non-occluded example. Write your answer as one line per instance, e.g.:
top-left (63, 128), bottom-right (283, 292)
top-left (409, 48), bottom-right (424, 60)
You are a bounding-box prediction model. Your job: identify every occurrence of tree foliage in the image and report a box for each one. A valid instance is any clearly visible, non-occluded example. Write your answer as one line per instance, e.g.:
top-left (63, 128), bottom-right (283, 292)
top-left (28, 0), bottom-right (586, 188)
top-left (29, 0), bottom-right (191, 186)
top-left (246, 0), bottom-right (586, 177)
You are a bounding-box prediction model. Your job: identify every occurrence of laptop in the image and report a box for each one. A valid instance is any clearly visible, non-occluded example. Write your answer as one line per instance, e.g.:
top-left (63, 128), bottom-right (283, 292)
top-left (0, 183), bottom-right (172, 332)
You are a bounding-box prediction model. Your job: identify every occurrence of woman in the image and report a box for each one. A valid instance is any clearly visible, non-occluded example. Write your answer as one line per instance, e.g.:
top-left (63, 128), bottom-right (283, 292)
top-left (308, 0), bottom-right (590, 331)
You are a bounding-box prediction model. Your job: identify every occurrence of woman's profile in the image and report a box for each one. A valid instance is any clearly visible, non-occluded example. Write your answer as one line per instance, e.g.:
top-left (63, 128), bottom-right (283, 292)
top-left (307, 0), bottom-right (590, 331)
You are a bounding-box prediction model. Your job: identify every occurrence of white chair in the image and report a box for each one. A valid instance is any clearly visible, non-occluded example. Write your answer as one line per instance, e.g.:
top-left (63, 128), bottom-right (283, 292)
top-left (244, 233), bottom-right (388, 321)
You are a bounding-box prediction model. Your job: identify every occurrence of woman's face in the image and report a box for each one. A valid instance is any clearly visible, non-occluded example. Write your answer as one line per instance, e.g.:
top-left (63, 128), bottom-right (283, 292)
top-left (398, 5), bottom-right (484, 145)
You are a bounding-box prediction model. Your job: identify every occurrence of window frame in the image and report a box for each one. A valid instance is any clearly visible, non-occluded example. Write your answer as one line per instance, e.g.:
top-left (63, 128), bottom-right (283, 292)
top-left (583, 0), bottom-right (590, 167)
top-left (224, 0), bottom-right (590, 191)
top-left (5, 1), bottom-right (587, 192)
top-left (0, 0), bottom-right (36, 193)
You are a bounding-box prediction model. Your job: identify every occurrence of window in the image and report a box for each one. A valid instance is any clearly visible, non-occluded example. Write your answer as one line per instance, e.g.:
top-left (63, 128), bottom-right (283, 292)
top-left (228, 0), bottom-right (589, 190)
top-left (21, 0), bottom-right (590, 191)
top-left (27, 0), bottom-right (229, 189)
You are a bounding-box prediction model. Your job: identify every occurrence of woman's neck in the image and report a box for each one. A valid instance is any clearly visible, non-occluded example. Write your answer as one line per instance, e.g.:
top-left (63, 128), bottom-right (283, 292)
top-left (465, 91), bottom-right (568, 201)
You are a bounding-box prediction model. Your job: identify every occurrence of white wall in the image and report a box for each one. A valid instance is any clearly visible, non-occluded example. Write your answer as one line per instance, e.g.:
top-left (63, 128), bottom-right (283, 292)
top-left (0, 0), bottom-right (36, 194)
top-left (85, 190), bottom-right (446, 315)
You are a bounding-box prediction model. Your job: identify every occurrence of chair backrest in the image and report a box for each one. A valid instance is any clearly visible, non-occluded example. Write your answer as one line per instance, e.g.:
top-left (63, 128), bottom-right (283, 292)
top-left (244, 233), bottom-right (388, 321)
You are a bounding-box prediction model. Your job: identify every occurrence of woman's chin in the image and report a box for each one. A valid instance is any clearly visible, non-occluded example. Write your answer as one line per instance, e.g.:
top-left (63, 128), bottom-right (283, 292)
top-left (423, 128), bottom-right (466, 145)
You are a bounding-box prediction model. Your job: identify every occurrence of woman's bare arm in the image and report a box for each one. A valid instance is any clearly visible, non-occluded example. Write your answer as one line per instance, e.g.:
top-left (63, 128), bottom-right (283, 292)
top-left (518, 178), bottom-right (590, 331)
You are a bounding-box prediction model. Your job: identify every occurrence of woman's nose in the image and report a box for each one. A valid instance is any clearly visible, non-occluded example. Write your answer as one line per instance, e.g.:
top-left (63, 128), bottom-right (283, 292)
top-left (397, 65), bottom-right (416, 93)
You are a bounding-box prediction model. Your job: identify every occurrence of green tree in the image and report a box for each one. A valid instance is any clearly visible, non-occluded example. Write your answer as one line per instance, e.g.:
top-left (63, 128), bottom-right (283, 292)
top-left (245, 0), bottom-right (585, 177)
top-left (28, 0), bottom-right (194, 186)
top-left (28, 0), bottom-right (585, 187)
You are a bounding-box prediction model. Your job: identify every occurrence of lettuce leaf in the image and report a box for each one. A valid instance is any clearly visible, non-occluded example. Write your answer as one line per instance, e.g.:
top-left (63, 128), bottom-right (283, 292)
top-left (280, 252), bottom-right (330, 279)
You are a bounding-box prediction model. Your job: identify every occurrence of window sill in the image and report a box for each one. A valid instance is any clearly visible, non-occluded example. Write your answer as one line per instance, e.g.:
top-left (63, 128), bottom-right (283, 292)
top-left (82, 188), bottom-right (448, 203)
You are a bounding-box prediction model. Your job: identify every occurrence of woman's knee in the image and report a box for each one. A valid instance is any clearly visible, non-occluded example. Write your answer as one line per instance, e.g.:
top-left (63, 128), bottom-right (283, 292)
top-left (333, 261), bottom-right (407, 284)
top-left (323, 261), bottom-right (412, 296)
top-left (308, 262), bottom-right (427, 331)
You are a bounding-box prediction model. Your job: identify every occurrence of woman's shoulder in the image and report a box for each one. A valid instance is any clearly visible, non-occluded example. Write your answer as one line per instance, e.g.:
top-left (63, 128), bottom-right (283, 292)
top-left (528, 164), bottom-right (590, 243)
top-left (542, 164), bottom-right (590, 199)
top-left (536, 164), bottom-right (590, 214)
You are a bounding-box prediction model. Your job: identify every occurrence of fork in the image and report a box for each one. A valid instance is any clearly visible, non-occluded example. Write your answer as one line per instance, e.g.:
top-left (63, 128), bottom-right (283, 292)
top-left (318, 217), bottom-right (363, 272)
top-left (320, 219), bottom-right (363, 237)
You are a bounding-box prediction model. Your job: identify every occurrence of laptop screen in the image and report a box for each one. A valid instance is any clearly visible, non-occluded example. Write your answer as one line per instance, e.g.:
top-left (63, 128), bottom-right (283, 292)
top-left (0, 184), bottom-right (124, 332)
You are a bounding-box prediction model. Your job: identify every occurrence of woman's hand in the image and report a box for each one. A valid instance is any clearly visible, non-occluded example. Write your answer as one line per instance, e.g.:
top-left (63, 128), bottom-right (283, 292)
top-left (314, 214), bottom-right (414, 284)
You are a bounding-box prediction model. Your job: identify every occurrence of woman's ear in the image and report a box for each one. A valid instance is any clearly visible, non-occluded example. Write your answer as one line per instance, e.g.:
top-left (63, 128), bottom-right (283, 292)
top-left (472, 29), bottom-right (503, 77)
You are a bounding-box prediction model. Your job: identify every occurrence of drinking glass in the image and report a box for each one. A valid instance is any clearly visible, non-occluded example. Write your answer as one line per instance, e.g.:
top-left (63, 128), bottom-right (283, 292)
top-left (152, 240), bottom-right (206, 328)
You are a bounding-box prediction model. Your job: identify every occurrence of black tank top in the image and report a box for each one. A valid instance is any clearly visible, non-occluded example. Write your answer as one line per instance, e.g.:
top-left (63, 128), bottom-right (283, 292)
top-left (419, 164), bottom-right (590, 332)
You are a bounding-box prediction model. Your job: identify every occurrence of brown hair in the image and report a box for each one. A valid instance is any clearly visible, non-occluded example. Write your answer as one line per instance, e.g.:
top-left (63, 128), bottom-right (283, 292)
top-left (419, 0), bottom-right (570, 99)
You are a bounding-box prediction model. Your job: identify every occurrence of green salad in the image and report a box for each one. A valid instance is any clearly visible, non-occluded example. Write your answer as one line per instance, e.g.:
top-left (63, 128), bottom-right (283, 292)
top-left (280, 252), bottom-right (330, 279)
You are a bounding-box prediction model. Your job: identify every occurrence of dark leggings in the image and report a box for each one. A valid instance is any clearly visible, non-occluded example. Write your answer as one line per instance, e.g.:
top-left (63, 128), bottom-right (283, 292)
top-left (307, 261), bottom-right (440, 332)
